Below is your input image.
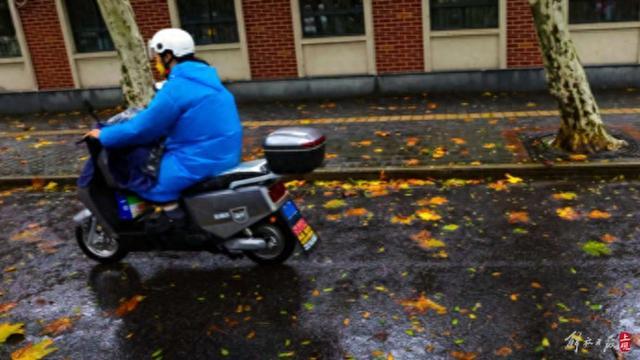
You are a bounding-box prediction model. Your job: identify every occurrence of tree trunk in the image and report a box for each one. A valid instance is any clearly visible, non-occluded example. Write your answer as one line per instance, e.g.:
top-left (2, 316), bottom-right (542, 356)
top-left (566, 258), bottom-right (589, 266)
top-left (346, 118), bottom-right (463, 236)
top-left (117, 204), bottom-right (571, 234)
top-left (528, 0), bottom-right (626, 153)
top-left (96, 0), bottom-right (155, 108)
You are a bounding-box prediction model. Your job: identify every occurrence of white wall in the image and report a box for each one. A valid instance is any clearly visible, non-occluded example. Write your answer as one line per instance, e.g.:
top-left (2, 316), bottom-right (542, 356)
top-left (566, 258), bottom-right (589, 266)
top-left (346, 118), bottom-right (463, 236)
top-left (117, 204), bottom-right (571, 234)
top-left (572, 26), bottom-right (640, 65)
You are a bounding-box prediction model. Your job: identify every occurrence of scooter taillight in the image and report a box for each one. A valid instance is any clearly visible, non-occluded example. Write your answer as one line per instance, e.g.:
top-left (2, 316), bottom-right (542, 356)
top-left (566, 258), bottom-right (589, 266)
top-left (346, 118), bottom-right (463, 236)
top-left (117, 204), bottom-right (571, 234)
top-left (268, 182), bottom-right (287, 203)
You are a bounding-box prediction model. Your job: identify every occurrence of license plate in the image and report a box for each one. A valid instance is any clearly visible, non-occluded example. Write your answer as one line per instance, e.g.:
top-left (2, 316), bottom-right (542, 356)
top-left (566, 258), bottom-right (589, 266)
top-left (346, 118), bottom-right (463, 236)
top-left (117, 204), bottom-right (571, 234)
top-left (281, 200), bottom-right (318, 251)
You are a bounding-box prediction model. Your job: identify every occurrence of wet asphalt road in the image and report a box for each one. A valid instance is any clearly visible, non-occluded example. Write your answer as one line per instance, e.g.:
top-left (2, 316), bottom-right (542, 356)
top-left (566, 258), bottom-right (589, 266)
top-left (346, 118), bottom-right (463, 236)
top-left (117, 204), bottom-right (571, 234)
top-left (1, 177), bottom-right (639, 359)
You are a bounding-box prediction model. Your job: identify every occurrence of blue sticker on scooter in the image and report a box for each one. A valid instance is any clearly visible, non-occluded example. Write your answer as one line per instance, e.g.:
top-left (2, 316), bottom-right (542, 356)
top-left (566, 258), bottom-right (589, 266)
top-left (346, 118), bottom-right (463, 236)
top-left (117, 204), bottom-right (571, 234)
top-left (281, 200), bottom-right (299, 222)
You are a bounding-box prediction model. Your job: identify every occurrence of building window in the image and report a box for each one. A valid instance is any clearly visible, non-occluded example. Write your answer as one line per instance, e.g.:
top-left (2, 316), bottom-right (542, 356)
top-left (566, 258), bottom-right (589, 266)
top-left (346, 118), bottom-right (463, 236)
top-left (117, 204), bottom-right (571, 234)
top-left (299, 0), bottom-right (365, 38)
top-left (569, 0), bottom-right (640, 23)
top-left (177, 0), bottom-right (239, 45)
top-left (66, 0), bottom-right (114, 53)
top-left (430, 0), bottom-right (499, 31)
top-left (0, 0), bottom-right (20, 58)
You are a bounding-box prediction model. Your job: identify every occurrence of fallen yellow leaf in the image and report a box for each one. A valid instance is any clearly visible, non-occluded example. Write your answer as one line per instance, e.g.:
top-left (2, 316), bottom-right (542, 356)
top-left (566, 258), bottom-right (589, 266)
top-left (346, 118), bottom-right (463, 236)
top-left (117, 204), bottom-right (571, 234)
top-left (400, 293), bottom-right (447, 315)
top-left (323, 199), bottom-right (346, 209)
top-left (326, 214), bottom-right (341, 221)
top-left (556, 207), bottom-right (580, 221)
top-left (0, 323), bottom-right (24, 343)
top-left (432, 147), bottom-right (446, 159)
top-left (390, 215), bottom-right (415, 225)
top-left (505, 173), bottom-right (523, 184)
top-left (428, 196), bottom-right (448, 206)
top-left (31, 140), bottom-right (54, 149)
top-left (410, 231), bottom-right (445, 250)
top-left (552, 192), bottom-right (577, 201)
top-left (483, 143), bottom-right (496, 149)
top-left (451, 138), bottom-right (466, 145)
top-left (415, 209), bottom-right (442, 222)
top-left (488, 181), bottom-right (508, 191)
top-left (11, 338), bottom-right (57, 360)
top-left (569, 154), bottom-right (588, 161)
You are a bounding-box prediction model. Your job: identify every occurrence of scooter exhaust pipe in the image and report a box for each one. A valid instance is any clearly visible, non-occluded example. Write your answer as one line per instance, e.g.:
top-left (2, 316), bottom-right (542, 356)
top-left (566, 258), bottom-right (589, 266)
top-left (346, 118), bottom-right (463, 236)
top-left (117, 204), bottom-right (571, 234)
top-left (224, 238), bottom-right (268, 252)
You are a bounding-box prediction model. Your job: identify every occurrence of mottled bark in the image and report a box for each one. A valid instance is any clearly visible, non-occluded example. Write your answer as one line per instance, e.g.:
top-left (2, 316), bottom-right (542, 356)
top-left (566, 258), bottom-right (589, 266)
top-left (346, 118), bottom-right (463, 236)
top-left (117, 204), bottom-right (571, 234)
top-left (528, 0), bottom-right (626, 153)
top-left (96, 0), bottom-right (154, 108)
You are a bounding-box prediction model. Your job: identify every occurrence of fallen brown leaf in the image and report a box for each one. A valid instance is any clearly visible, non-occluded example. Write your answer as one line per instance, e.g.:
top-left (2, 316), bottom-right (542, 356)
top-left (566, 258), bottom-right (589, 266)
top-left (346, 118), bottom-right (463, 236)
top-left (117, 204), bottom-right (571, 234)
top-left (588, 210), bottom-right (611, 219)
top-left (115, 295), bottom-right (145, 317)
top-left (41, 317), bottom-right (74, 336)
top-left (344, 208), bottom-right (368, 217)
top-left (0, 302), bottom-right (17, 314)
top-left (451, 351), bottom-right (477, 360)
top-left (507, 211), bottom-right (530, 224)
top-left (494, 346), bottom-right (513, 357)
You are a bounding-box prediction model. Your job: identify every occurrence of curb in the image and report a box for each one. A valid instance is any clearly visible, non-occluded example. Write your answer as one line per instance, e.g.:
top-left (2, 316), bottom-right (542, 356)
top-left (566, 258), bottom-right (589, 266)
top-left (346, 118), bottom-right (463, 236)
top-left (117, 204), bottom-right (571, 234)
top-left (1, 162), bottom-right (639, 188)
top-left (303, 162), bottom-right (640, 180)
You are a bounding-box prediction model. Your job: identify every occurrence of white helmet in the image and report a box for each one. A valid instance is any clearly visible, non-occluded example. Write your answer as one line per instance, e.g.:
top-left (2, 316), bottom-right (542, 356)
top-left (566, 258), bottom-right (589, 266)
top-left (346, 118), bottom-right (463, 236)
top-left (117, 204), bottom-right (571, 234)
top-left (148, 28), bottom-right (195, 58)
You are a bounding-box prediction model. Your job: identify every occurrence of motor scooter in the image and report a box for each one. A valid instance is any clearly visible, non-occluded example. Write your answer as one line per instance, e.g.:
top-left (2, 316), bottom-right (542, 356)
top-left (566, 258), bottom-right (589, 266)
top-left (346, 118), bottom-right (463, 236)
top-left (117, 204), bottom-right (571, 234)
top-left (74, 119), bottom-right (325, 265)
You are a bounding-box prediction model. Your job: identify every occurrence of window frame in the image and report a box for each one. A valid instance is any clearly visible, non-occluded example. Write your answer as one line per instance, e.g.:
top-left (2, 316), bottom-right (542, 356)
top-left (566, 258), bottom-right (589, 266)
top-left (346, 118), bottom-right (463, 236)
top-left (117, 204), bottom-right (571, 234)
top-left (175, 0), bottom-right (241, 46)
top-left (0, 0), bottom-right (21, 59)
top-left (429, 0), bottom-right (500, 31)
top-left (568, 0), bottom-right (640, 25)
top-left (423, 0), bottom-right (507, 71)
top-left (64, 0), bottom-right (115, 54)
top-left (298, 0), bottom-right (366, 38)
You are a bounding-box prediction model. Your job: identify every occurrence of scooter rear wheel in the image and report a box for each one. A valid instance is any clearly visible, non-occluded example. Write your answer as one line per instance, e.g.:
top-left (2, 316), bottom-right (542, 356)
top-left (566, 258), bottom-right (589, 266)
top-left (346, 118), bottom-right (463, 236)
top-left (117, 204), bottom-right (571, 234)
top-left (244, 223), bottom-right (295, 265)
top-left (76, 217), bottom-right (128, 264)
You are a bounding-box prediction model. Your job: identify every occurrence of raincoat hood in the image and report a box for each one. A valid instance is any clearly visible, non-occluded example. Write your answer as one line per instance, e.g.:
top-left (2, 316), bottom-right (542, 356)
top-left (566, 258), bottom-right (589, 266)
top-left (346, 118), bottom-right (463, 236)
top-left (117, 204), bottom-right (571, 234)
top-left (169, 61), bottom-right (223, 90)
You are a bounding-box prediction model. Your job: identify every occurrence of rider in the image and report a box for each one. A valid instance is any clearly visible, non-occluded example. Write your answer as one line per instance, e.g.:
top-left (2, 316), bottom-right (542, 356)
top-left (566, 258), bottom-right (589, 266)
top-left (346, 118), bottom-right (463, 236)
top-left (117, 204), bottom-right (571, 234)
top-left (85, 28), bottom-right (243, 205)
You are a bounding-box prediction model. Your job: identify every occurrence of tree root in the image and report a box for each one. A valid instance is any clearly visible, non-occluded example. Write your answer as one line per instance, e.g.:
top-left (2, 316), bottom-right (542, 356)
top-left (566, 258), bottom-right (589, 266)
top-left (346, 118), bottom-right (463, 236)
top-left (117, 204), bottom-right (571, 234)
top-left (551, 131), bottom-right (628, 154)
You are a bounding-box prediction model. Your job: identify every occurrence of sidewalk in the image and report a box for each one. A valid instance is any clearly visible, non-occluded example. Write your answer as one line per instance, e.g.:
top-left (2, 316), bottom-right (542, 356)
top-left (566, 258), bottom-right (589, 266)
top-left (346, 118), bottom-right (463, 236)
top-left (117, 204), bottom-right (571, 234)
top-left (1, 89), bottom-right (639, 180)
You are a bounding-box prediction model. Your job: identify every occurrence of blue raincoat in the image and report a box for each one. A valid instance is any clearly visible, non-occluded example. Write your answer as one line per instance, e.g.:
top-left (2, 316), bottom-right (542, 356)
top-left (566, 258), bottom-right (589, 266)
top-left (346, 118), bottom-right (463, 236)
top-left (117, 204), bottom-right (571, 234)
top-left (99, 61), bottom-right (243, 202)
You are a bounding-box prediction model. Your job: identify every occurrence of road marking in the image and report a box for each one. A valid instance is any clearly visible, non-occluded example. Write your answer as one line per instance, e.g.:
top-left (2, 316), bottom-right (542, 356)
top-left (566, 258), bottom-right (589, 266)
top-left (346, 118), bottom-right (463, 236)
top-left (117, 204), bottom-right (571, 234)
top-left (1, 107), bottom-right (639, 138)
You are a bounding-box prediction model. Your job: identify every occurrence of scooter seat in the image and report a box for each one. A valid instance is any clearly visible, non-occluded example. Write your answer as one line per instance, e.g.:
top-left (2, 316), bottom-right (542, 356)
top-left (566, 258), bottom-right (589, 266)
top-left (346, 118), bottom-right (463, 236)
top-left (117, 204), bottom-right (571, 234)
top-left (182, 159), bottom-right (268, 196)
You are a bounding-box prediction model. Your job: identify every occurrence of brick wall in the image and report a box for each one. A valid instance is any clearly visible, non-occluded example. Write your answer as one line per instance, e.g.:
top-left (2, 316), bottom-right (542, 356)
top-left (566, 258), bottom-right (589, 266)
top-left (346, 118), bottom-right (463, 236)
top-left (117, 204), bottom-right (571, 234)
top-left (507, 0), bottom-right (542, 68)
top-left (17, 0), bottom-right (74, 90)
top-left (242, 0), bottom-right (298, 79)
top-left (130, 0), bottom-right (172, 42)
top-left (373, 0), bottom-right (424, 74)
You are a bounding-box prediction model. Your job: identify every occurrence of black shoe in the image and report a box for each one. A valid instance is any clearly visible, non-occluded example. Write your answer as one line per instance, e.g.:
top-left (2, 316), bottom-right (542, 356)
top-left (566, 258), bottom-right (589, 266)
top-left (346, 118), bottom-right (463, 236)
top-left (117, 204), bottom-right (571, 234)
top-left (145, 211), bottom-right (173, 234)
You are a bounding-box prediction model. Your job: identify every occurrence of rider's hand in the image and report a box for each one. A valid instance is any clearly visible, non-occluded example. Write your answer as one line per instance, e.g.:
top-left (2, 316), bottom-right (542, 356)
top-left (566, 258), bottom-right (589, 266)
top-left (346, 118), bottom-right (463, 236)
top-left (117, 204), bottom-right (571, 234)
top-left (84, 129), bottom-right (101, 139)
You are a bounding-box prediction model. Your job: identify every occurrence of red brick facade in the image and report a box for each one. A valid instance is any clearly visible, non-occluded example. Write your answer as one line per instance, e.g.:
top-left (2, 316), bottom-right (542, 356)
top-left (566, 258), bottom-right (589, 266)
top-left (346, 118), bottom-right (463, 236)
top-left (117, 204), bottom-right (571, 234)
top-left (17, 0), bottom-right (74, 90)
top-left (11, 0), bottom-right (554, 90)
top-left (242, 0), bottom-right (298, 79)
top-left (507, 0), bottom-right (543, 68)
top-left (130, 0), bottom-right (172, 42)
top-left (373, 0), bottom-right (424, 74)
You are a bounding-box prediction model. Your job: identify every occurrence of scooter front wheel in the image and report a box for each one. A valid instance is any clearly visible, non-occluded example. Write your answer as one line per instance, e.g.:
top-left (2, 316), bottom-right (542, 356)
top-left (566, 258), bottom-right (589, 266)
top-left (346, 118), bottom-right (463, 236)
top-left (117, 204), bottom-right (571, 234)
top-left (244, 223), bottom-right (295, 265)
top-left (76, 217), bottom-right (128, 264)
